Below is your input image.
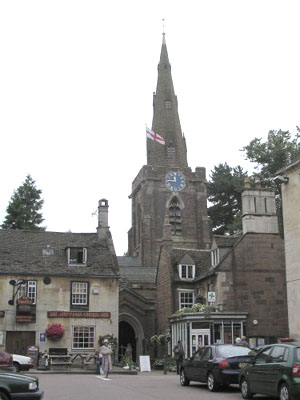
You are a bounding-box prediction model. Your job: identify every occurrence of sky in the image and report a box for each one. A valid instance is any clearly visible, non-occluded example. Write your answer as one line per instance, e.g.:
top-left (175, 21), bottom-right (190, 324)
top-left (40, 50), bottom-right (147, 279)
top-left (1, 0), bottom-right (300, 256)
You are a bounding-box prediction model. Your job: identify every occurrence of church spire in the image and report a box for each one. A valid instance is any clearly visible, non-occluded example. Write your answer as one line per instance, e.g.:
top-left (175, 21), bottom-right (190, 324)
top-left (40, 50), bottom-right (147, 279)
top-left (147, 34), bottom-right (188, 168)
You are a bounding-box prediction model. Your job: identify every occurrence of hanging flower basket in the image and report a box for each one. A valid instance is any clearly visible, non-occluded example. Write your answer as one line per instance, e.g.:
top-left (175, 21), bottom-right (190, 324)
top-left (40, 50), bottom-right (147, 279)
top-left (45, 323), bottom-right (65, 342)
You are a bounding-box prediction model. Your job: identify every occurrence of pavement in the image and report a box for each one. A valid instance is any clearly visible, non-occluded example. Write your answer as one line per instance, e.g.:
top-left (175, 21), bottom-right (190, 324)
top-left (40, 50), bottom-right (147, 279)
top-left (28, 365), bottom-right (139, 375)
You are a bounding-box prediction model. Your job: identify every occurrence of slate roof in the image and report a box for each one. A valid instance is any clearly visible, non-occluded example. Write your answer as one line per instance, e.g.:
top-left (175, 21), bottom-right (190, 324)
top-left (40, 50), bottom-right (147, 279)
top-left (171, 248), bottom-right (213, 281)
top-left (0, 229), bottom-right (119, 278)
top-left (117, 256), bottom-right (156, 284)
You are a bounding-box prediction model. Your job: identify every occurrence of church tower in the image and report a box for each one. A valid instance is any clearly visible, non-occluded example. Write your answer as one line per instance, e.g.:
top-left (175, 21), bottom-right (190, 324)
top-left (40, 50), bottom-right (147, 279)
top-left (128, 34), bottom-right (211, 267)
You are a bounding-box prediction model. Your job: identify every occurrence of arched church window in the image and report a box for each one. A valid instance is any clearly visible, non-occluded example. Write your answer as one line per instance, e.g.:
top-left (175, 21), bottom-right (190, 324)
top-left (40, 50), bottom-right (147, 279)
top-left (167, 142), bottom-right (176, 159)
top-left (165, 100), bottom-right (171, 109)
top-left (169, 197), bottom-right (182, 235)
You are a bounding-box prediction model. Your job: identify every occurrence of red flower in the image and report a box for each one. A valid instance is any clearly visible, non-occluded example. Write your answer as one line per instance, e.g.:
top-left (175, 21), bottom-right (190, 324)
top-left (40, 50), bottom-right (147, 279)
top-left (45, 323), bottom-right (65, 341)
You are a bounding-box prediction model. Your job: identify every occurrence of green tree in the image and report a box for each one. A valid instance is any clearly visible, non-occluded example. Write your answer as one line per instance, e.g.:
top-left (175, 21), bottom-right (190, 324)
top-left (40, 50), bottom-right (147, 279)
top-left (2, 174), bottom-right (45, 230)
top-left (242, 128), bottom-right (300, 236)
top-left (207, 163), bottom-right (248, 234)
top-left (242, 128), bottom-right (300, 186)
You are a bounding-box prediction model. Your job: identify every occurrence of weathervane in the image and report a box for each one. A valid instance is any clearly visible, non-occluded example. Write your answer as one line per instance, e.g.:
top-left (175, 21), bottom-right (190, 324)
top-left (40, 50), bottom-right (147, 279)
top-left (162, 18), bottom-right (166, 43)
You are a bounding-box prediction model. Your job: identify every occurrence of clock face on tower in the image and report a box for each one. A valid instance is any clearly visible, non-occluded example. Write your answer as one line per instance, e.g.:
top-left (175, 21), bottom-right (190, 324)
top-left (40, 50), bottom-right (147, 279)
top-left (165, 171), bottom-right (186, 192)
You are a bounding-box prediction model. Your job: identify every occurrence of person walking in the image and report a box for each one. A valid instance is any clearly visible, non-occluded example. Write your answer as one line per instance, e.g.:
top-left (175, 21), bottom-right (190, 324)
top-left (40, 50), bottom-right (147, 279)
top-left (173, 340), bottom-right (184, 374)
top-left (95, 348), bottom-right (103, 375)
top-left (100, 339), bottom-right (113, 378)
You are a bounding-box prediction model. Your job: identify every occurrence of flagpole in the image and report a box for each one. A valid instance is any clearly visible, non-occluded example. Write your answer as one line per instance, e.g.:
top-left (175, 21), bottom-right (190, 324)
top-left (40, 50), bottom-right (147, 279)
top-left (145, 123), bottom-right (148, 163)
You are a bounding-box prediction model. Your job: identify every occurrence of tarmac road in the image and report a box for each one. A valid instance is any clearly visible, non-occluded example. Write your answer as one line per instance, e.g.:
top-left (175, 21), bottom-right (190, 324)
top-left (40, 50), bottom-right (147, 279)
top-left (36, 371), bottom-right (274, 400)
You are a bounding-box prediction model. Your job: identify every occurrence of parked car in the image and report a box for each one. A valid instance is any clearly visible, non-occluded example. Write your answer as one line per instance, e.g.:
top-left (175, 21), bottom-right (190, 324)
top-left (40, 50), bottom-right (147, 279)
top-left (0, 351), bottom-right (13, 372)
top-left (239, 342), bottom-right (300, 400)
top-left (0, 371), bottom-right (43, 400)
top-left (12, 354), bottom-right (34, 373)
top-left (180, 344), bottom-right (254, 391)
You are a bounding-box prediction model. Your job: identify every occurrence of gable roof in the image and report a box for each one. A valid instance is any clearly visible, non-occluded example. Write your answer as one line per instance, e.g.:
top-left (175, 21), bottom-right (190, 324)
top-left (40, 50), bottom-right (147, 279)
top-left (0, 229), bottom-right (119, 278)
top-left (117, 256), bottom-right (157, 284)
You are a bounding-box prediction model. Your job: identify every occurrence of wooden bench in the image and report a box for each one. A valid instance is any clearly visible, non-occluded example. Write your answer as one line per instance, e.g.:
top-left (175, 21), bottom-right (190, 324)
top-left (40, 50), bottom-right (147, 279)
top-left (49, 348), bottom-right (72, 370)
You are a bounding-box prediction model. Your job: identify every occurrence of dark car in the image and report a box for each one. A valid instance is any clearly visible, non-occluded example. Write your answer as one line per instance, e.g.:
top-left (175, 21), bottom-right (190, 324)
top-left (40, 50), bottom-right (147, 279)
top-left (0, 351), bottom-right (13, 372)
top-left (180, 344), bottom-right (254, 391)
top-left (239, 342), bottom-right (300, 400)
top-left (0, 372), bottom-right (43, 400)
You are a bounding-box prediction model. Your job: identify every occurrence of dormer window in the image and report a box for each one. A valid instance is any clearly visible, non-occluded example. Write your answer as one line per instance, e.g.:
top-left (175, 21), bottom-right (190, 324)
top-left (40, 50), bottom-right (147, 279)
top-left (179, 264), bottom-right (195, 280)
top-left (68, 247), bottom-right (87, 266)
top-left (211, 249), bottom-right (219, 267)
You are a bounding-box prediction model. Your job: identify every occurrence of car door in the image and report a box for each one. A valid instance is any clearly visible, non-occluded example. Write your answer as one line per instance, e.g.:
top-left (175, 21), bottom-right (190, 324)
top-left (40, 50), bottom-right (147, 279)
top-left (186, 349), bottom-right (203, 381)
top-left (247, 346), bottom-right (273, 394)
top-left (197, 346), bottom-right (213, 382)
top-left (257, 345), bottom-right (289, 397)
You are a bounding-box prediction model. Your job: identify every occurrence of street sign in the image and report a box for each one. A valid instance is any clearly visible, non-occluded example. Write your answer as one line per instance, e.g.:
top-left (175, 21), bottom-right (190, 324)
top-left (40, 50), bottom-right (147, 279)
top-left (208, 291), bottom-right (216, 302)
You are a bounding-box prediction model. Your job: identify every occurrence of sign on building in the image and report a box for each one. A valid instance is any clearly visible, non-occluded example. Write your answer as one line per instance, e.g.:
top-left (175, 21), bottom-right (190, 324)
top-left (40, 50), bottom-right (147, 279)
top-left (207, 291), bottom-right (216, 303)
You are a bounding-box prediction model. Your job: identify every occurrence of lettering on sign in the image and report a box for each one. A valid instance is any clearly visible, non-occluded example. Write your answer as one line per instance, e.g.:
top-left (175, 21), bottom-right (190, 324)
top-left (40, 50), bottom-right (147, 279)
top-left (47, 311), bottom-right (110, 318)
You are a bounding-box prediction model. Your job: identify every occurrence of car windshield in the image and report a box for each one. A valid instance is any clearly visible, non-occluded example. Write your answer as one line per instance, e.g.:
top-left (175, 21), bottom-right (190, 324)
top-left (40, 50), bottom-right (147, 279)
top-left (216, 345), bottom-right (252, 358)
top-left (295, 347), bottom-right (300, 362)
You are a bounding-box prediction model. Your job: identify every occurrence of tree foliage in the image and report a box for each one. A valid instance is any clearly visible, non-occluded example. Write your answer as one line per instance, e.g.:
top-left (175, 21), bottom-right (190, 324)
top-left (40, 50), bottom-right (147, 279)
top-left (241, 128), bottom-right (300, 190)
top-left (1, 174), bottom-right (45, 230)
top-left (207, 163), bottom-right (247, 235)
top-left (242, 128), bottom-right (300, 237)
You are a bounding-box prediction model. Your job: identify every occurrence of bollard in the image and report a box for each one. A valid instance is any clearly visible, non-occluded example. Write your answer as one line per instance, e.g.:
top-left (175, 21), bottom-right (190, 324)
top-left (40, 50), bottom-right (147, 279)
top-left (163, 357), bottom-right (167, 375)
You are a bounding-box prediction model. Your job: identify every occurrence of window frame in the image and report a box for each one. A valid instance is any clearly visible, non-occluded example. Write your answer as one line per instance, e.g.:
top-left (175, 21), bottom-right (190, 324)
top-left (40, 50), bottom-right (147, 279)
top-left (17, 280), bottom-right (37, 304)
top-left (211, 249), bottom-right (219, 267)
top-left (179, 290), bottom-right (194, 309)
top-left (67, 247), bottom-right (87, 266)
top-left (179, 264), bottom-right (195, 280)
top-left (72, 325), bottom-right (95, 350)
top-left (70, 281), bottom-right (89, 309)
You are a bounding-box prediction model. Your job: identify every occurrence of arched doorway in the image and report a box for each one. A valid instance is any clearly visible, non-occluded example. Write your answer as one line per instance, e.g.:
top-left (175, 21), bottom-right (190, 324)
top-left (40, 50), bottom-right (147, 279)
top-left (119, 313), bottom-right (145, 364)
top-left (119, 321), bottom-right (136, 362)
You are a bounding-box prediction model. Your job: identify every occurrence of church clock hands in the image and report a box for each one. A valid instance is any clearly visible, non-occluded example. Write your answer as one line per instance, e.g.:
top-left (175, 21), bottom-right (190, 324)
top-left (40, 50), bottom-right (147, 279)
top-left (165, 171), bottom-right (186, 192)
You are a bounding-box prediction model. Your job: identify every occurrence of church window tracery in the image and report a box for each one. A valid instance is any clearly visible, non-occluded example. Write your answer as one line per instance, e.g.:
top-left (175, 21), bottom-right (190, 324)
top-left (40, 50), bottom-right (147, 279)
top-left (167, 142), bottom-right (176, 159)
top-left (168, 197), bottom-right (182, 235)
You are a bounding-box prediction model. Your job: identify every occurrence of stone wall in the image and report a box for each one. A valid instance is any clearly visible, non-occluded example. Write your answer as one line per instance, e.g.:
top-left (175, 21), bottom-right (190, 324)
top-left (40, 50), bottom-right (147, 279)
top-left (0, 275), bottom-right (119, 353)
top-left (216, 233), bottom-right (288, 340)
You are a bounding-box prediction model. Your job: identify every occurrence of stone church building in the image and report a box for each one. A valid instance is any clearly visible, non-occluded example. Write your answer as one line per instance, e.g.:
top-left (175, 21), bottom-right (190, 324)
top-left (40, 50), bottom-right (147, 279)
top-left (0, 34), bottom-right (289, 363)
top-left (118, 34), bottom-right (289, 360)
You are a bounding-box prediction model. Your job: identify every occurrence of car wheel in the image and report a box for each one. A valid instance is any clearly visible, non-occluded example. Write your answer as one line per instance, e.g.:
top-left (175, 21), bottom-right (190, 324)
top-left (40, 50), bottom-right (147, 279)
top-left (180, 369), bottom-right (190, 386)
top-left (0, 391), bottom-right (9, 400)
top-left (12, 362), bottom-right (20, 373)
top-left (240, 378), bottom-right (253, 399)
top-left (279, 383), bottom-right (290, 400)
top-left (207, 372), bottom-right (219, 392)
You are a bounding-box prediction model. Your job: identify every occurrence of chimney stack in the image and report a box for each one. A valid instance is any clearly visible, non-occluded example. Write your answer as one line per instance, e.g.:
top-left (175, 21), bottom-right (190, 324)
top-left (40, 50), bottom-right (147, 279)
top-left (97, 199), bottom-right (109, 237)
